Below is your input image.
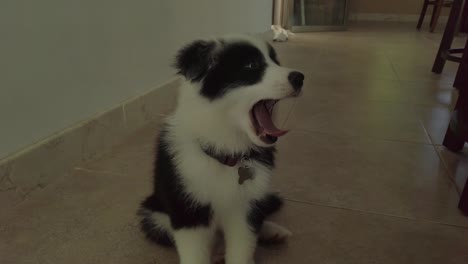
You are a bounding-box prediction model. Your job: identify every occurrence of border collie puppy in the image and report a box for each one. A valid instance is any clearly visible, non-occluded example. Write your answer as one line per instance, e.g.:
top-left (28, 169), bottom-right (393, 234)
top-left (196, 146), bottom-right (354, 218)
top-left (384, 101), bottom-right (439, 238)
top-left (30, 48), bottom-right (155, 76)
top-left (138, 35), bottom-right (304, 264)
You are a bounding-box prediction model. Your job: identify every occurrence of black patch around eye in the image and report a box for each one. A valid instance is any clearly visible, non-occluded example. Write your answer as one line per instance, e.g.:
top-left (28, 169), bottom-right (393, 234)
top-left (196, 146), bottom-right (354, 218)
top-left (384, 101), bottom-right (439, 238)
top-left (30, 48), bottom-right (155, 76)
top-left (245, 61), bottom-right (259, 69)
top-left (267, 43), bottom-right (280, 65)
top-left (200, 42), bottom-right (267, 100)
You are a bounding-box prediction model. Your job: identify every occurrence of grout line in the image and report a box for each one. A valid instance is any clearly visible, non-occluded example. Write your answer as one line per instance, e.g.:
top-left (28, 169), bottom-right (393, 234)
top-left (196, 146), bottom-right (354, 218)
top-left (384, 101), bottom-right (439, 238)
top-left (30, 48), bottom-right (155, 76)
top-left (364, 98), bottom-right (452, 108)
top-left (280, 98), bottom-right (298, 128)
top-left (290, 127), bottom-right (459, 191)
top-left (122, 105), bottom-right (128, 127)
top-left (283, 197), bottom-right (468, 230)
top-left (291, 128), bottom-right (435, 146)
top-left (74, 167), bottom-right (129, 177)
top-left (418, 118), bottom-right (436, 146)
top-left (416, 119), bottom-right (459, 191)
top-left (432, 145), bottom-right (462, 194)
top-left (384, 47), bottom-right (401, 81)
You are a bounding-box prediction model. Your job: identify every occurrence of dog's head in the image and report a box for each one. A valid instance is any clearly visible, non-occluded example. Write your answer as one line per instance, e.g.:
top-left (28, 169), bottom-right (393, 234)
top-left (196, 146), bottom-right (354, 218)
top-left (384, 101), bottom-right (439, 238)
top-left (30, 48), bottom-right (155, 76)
top-left (174, 35), bottom-right (304, 148)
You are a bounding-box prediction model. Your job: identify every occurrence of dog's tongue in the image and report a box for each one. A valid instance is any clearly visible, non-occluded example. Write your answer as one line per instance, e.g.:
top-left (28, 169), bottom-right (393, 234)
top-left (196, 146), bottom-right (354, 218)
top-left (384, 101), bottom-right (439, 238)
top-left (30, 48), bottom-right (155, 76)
top-left (253, 101), bottom-right (288, 137)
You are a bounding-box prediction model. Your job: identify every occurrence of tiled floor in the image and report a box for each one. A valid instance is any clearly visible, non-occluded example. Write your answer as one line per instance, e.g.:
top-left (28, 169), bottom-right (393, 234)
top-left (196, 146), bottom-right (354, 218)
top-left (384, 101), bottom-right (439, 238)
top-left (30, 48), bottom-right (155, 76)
top-left (2, 22), bottom-right (468, 264)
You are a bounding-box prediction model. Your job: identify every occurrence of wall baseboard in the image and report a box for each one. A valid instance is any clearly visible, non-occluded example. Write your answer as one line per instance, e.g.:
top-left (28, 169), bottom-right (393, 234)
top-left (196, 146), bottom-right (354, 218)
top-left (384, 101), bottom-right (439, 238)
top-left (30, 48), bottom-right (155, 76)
top-left (0, 78), bottom-right (180, 211)
top-left (349, 13), bottom-right (449, 23)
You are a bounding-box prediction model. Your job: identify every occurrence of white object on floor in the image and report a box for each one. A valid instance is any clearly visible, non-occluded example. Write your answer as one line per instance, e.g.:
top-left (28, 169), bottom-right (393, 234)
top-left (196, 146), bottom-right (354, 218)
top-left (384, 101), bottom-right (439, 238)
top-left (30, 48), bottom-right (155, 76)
top-left (271, 25), bottom-right (294, 42)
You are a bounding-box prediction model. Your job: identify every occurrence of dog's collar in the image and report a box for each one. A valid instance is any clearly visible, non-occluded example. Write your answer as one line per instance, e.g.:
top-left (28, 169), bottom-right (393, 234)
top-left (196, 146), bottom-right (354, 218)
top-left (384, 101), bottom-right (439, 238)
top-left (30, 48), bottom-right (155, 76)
top-left (200, 145), bottom-right (245, 167)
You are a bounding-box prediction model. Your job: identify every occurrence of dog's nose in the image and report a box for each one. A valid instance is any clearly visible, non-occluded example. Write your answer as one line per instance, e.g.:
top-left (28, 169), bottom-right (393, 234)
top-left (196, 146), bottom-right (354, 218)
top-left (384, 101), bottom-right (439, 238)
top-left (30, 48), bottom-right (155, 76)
top-left (288, 71), bottom-right (304, 92)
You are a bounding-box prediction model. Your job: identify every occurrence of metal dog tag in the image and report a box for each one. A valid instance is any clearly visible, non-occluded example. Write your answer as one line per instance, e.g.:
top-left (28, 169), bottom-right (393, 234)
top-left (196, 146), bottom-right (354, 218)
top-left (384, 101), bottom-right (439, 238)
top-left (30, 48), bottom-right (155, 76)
top-left (238, 157), bottom-right (254, 184)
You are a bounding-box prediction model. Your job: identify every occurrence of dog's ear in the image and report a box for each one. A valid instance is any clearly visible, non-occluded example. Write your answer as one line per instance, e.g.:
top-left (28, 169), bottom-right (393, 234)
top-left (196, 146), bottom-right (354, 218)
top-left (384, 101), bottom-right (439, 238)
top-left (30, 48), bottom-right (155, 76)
top-left (174, 40), bottom-right (217, 81)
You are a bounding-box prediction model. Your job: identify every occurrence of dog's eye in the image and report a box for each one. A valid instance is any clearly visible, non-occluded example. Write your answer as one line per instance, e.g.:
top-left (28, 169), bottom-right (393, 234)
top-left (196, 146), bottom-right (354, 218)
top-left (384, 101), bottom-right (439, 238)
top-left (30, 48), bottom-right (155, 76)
top-left (245, 62), bottom-right (259, 70)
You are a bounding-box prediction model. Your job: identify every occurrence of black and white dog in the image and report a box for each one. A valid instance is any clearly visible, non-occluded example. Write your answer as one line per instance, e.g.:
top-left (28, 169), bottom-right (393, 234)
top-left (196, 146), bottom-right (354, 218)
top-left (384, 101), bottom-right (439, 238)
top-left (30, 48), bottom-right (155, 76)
top-left (139, 35), bottom-right (304, 264)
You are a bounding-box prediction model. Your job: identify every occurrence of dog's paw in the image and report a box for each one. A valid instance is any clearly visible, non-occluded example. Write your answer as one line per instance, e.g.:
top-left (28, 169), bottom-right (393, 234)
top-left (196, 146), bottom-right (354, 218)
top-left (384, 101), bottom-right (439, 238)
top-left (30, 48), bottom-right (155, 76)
top-left (258, 221), bottom-right (292, 244)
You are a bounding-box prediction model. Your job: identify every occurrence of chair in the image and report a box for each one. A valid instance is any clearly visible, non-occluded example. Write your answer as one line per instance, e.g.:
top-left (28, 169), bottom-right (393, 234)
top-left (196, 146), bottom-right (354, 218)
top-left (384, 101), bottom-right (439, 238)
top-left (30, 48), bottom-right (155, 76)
top-left (432, 0), bottom-right (467, 74)
top-left (460, 177), bottom-right (468, 215)
top-left (442, 38), bottom-right (468, 215)
top-left (417, 0), bottom-right (454, 32)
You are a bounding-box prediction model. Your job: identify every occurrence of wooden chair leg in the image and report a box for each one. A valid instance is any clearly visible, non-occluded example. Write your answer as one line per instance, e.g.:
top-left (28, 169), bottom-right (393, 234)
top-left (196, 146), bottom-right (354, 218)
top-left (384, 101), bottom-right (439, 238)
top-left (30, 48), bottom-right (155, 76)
top-left (432, 0), bottom-right (464, 73)
top-left (443, 96), bottom-right (466, 152)
top-left (452, 41), bottom-right (468, 215)
top-left (454, 39), bottom-right (468, 88)
top-left (461, 1), bottom-right (468, 33)
top-left (431, 0), bottom-right (444, 32)
top-left (460, 179), bottom-right (468, 215)
top-left (417, 0), bottom-right (430, 29)
top-left (430, 0), bottom-right (438, 26)
top-left (443, 121), bottom-right (466, 151)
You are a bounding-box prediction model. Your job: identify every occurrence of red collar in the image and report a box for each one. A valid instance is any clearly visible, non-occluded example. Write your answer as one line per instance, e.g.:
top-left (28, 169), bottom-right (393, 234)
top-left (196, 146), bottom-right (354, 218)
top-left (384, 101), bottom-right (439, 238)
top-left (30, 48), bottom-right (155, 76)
top-left (201, 146), bottom-right (242, 167)
top-left (220, 156), bottom-right (239, 167)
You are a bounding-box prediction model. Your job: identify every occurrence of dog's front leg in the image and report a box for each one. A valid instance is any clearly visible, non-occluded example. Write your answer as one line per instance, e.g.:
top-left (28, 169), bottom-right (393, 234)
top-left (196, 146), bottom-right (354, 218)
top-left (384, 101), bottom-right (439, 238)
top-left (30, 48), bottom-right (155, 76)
top-left (223, 215), bottom-right (257, 264)
top-left (173, 227), bottom-right (215, 264)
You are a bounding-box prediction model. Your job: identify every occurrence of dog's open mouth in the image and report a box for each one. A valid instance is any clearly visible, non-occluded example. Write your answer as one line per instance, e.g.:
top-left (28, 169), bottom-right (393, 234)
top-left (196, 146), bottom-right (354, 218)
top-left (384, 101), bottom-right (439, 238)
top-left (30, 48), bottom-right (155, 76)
top-left (251, 100), bottom-right (288, 144)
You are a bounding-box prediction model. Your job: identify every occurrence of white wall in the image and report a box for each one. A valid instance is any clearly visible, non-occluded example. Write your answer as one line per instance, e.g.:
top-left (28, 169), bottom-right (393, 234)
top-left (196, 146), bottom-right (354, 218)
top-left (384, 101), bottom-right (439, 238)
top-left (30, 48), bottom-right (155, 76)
top-left (0, 0), bottom-right (273, 159)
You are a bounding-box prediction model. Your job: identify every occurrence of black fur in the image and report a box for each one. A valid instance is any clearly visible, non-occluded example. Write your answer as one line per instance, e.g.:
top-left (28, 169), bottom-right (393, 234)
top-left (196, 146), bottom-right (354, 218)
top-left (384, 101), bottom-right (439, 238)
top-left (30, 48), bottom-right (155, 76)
top-left (248, 193), bottom-right (284, 233)
top-left (138, 203), bottom-right (175, 247)
top-left (267, 43), bottom-right (280, 65)
top-left (249, 147), bottom-right (276, 168)
top-left (139, 128), bottom-right (213, 244)
top-left (141, 39), bottom-right (287, 247)
top-left (201, 42), bottom-right (267, 100)
top-left (139, 126), bottom-right (279, 244)
top-left (174, 40), bottom-right (283, 101)
top-left (175, 40), bottom-right (217, 82)
top-left (175, 40), bottom-right (270, 100)
top-left (201, 144), bottom-right (276, 169)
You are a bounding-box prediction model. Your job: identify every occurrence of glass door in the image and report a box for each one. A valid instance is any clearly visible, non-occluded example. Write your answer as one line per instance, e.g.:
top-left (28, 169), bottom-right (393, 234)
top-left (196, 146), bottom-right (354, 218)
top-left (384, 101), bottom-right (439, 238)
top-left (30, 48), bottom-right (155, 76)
top-left (289, 0), bottom-right (349, 32)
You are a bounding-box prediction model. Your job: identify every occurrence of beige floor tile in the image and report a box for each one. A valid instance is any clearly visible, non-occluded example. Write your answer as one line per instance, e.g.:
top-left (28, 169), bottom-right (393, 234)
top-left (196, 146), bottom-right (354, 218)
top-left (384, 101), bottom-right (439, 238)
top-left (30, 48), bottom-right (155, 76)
top-left (257, 201), bottom-right (468, 264)
top-left (304, 78), bottom-right (402, 101)
top-left (386, 49), bottom-right (439, 67)
top-left (285, 96), bottom-right (431, 143)
top-left (0, 162), bottom-right (23, 219)
top-left (273, 131), bottom-right (468, 226)
top-left (419, 105), bottom-right (453, 145)
top-left (273, 45), bottom-right (322, 70)
top-left (282, 72), bottom-right (457, 159)
top-left (79, 123), bottom-right (160, 175)
top-left (398, 80), bottom-right (457, 106)
top-left (322, 36), bottom-right (381, 51)
top-left (304, 55), bottom-right (398, 81)
top-left (392, 63), bottom-right (457, 83)
top-left (320, 43), bottom-right (388, 59)
top-left (0, 168), bottom-right (155, 264)
top-left (96, 223), bottom-right (179, 264)
top-left (301, 77), bottom-right (456, 107)
top-left (437, 146), bottom-right (468, 193)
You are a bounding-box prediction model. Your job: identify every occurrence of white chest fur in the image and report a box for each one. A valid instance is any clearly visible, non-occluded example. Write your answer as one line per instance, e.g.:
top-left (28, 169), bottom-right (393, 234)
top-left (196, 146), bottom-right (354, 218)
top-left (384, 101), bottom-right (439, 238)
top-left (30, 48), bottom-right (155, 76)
top-left (170, 138), bottom-right (272, 219)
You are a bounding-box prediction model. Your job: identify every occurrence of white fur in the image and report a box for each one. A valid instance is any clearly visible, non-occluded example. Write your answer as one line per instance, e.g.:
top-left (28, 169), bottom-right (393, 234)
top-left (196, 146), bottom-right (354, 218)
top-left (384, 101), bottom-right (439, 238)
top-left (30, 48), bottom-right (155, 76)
top-left (271, 25), bottom-right (294, 42)
top-left (154, 36), bottom-right (295, 264)
top-left (259, 221), bottom-right (292, 242)
top-left (174, 227), bottom-right (216, 264)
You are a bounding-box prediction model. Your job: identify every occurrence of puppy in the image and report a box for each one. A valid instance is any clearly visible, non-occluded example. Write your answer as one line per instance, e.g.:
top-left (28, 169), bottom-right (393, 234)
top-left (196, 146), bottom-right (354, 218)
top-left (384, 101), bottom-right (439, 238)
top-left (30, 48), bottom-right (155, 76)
top-left (138, 35), bottom-right (304, 264)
